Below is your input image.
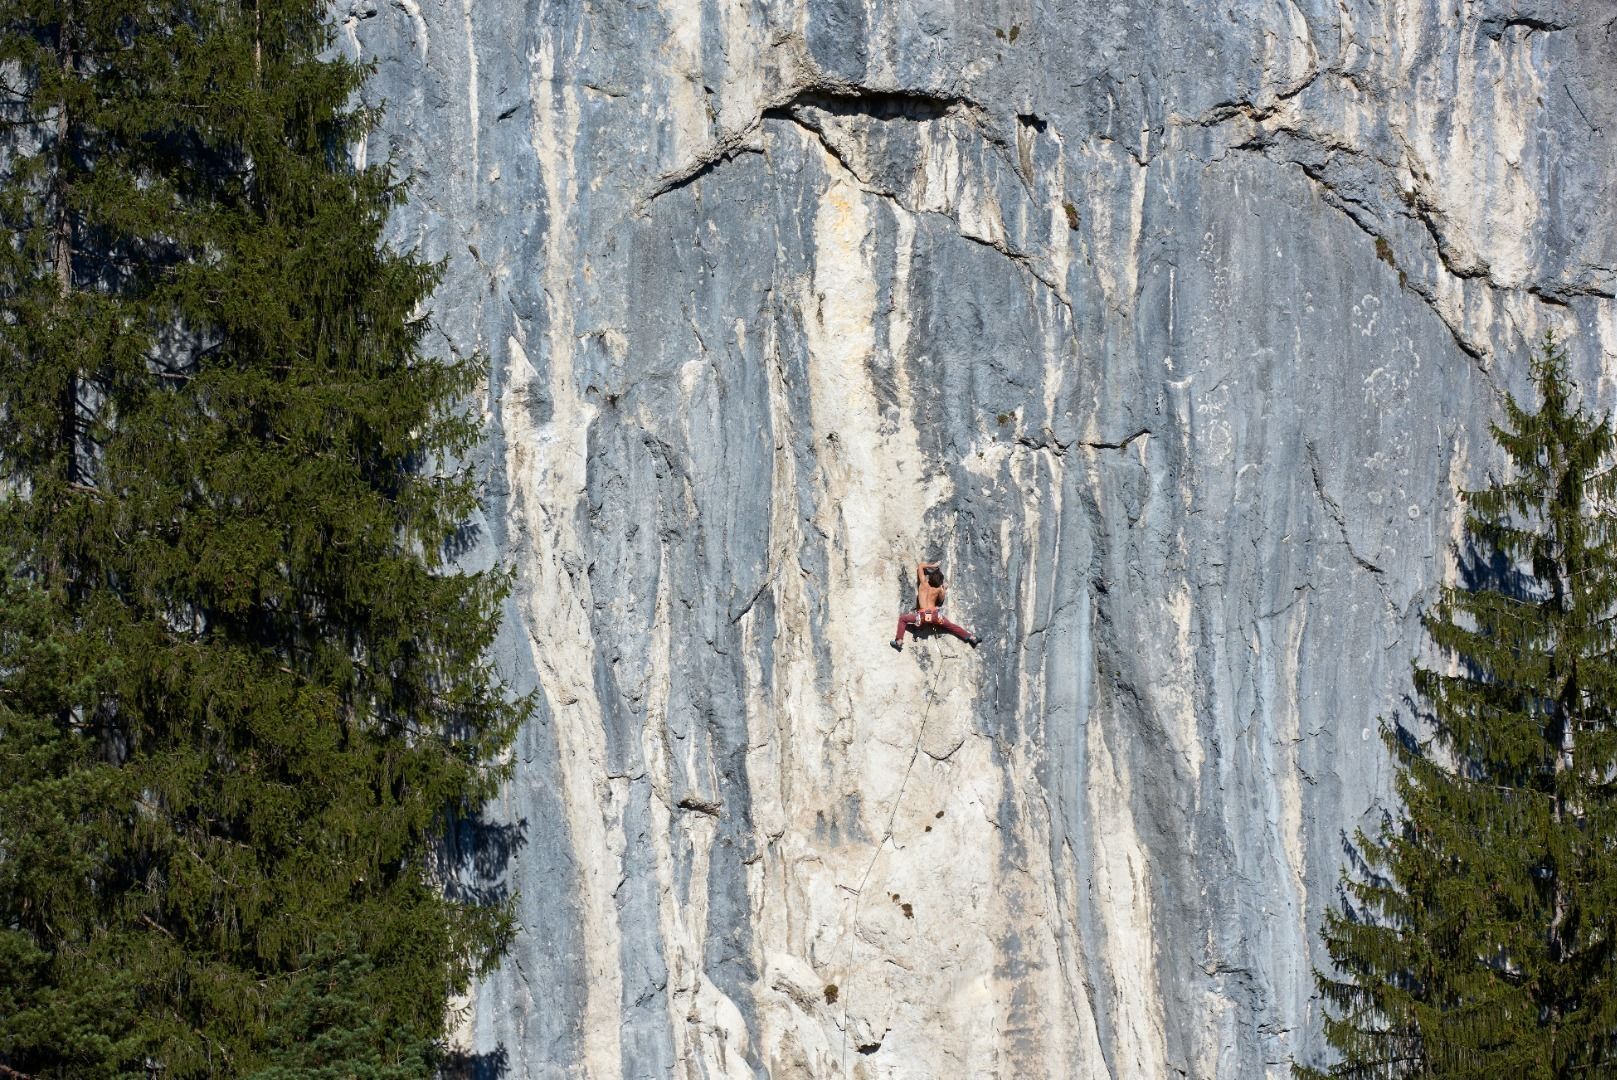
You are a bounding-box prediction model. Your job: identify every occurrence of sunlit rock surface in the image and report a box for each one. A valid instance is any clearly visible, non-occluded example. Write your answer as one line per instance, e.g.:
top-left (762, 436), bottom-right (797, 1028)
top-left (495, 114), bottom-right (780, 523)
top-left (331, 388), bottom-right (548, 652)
top-left (345, 2), bottom-right (1617, 1076)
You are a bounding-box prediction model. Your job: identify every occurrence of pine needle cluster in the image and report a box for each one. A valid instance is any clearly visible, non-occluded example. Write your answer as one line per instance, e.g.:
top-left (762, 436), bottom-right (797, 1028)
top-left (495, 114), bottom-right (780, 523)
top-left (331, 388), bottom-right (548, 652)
top-left (0, 2), bottom-right (526, 1076)
top-left (1303, 335), bottom-right (1617, 1078)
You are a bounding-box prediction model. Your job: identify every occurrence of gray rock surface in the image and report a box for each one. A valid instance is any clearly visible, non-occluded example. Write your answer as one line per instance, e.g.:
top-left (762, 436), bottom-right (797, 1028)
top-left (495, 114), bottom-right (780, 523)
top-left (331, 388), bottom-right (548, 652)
top-left (345, 1), bottom-right (1617, 1076)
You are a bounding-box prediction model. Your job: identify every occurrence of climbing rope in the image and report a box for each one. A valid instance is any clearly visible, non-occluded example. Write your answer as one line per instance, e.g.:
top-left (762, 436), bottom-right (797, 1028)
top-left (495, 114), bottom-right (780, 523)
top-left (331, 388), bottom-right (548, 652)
top-left (838, 637), bottom-right (947, 1074)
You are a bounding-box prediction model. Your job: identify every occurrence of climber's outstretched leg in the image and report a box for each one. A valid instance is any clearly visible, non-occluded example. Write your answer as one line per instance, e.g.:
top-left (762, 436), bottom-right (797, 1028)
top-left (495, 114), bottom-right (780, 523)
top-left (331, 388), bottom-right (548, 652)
top-left (928, 610), bottom-right (981, 648)
top-left (892, 611), bottom-right (920, 651)
top-left (893, 609), bottom-right (981, 651)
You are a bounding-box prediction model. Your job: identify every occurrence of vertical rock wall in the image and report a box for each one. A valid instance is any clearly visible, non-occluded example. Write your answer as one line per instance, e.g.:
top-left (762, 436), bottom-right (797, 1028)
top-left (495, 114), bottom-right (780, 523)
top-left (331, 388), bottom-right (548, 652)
top-left (345, 1), bottom-right (1617, 1076)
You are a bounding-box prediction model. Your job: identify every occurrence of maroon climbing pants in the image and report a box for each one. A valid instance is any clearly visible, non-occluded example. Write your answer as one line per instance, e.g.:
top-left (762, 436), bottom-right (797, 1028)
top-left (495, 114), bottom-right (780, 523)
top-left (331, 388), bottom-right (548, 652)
top-left (896, 608), bottom-right (972, 643)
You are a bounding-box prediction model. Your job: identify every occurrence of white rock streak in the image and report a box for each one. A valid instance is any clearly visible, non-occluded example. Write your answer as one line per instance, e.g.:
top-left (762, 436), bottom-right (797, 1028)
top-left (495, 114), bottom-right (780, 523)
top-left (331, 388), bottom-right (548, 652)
top-left (503, 37), bottom-right (625, 1079)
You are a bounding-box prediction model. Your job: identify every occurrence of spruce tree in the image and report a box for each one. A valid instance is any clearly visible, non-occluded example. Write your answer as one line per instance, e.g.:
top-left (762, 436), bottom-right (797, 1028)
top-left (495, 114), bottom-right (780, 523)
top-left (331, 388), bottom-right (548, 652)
top-left (0, 2), bottom-right (525, 1076)
top-left (246, 938), bottom-right (437, 1080)
top-left (1302, 334), bottom-right (1617, 1078)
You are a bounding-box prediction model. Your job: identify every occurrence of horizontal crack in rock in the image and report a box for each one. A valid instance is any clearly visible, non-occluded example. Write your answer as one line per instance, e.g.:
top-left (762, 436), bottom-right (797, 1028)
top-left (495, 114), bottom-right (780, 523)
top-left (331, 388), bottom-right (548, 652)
top-left (640, 82), bottom-right (1072, 318)
top-left (676, 795), bottom-right (722, 816)
top-left (640, 78), bottom-right (988, 207)
top-left (1016, 427), bottom-right (1149, 456)
top-left (1480, 14), bottom-right (1567, 39)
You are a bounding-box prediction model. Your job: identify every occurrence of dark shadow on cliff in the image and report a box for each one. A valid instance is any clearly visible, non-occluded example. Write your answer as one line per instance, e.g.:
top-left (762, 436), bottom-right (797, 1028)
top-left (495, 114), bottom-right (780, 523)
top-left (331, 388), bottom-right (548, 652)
top-left (779, 88), bottom-right (957, 124)
top-left (443, 516), bottom-right (487, 564)
top-left (432, 812), bottom-right (520, 1080)
top-left (1331, 531), bottom-right (1537, 922)
top-left (439, 1044), bottom-right (510, 1080)
top-left (438, 807), bottom-right (528, 907)
top-left (1453, 533), bottom-right (1539, 608)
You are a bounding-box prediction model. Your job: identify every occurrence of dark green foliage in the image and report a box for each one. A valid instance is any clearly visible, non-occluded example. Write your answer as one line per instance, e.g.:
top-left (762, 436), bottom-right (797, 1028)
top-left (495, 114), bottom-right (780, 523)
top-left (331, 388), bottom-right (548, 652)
top-left (0, 2), bottom-right (525, 1076)
top-left (1303, 335), bottom-right (1617, 1078)
top-left (246, 940), bottom-right (436, 1080)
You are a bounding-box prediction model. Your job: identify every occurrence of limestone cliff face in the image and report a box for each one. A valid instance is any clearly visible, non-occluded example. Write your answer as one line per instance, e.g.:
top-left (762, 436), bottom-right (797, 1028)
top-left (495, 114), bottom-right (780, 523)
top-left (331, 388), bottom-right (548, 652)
top-left (345, 2), bottom-right (1616, 1076)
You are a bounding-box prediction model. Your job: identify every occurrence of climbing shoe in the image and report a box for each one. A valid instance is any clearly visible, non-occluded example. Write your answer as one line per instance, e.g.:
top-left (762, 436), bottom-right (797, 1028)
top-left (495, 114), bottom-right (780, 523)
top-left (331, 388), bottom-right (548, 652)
top-left (890, 639), bottom-right (904, 652)
top-left (966, 634), bottom-right (982, 649)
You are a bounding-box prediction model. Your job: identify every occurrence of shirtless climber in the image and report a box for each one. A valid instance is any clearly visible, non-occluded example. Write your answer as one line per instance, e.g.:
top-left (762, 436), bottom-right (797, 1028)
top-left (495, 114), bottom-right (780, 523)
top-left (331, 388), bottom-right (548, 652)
top-left (891, 560), bottom-right (981, 652)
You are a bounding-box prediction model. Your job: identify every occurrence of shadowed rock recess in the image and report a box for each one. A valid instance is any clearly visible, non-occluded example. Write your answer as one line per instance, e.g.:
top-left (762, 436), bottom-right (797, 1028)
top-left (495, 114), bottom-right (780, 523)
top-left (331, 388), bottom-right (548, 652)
top-left (345, 1), bottom-right (1616, 1076)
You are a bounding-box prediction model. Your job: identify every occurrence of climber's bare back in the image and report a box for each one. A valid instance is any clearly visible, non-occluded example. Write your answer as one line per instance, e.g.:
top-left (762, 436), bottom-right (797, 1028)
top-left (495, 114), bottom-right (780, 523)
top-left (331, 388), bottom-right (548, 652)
top-left (917, 563), bottom-right (945, 610)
